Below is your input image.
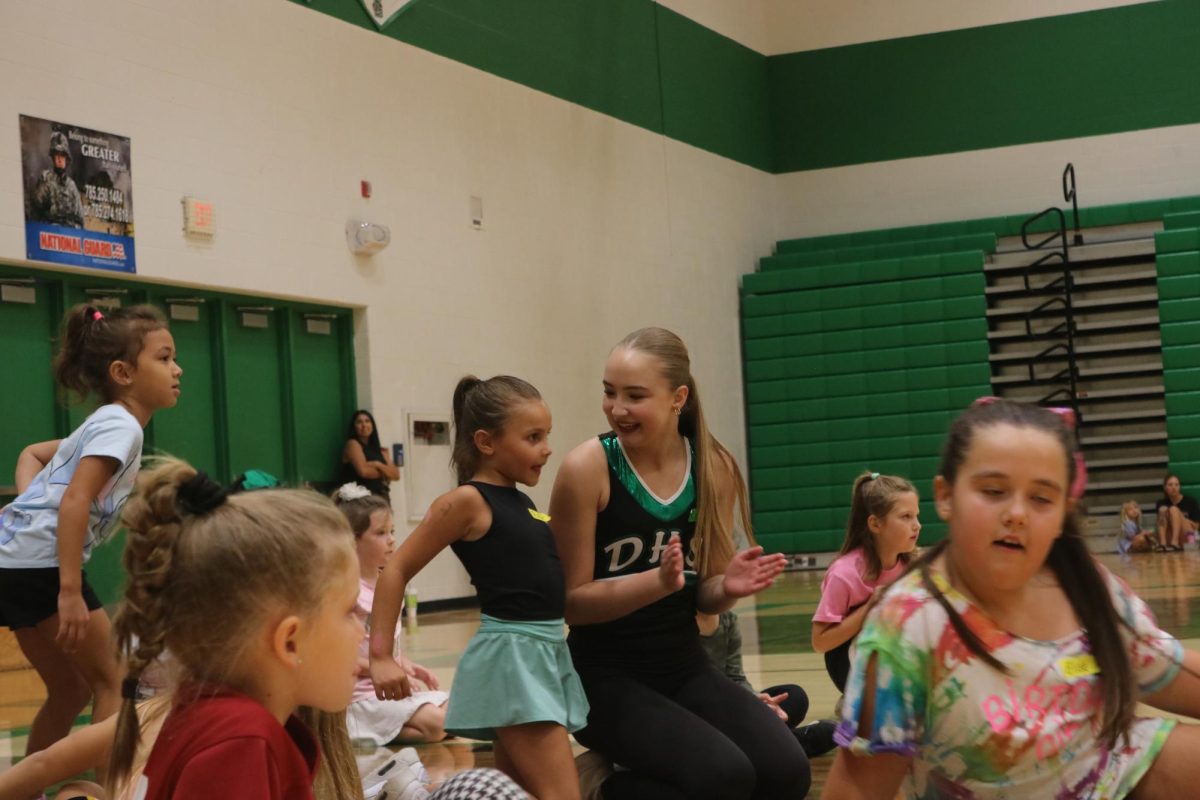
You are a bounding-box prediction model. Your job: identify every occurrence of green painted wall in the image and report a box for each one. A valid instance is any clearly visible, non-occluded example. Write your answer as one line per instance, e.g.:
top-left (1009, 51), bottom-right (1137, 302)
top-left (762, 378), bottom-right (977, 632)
top-left (294, 1), bottom-right (1200, 175)
top-left (770, 2), bottom-right (1200, 171)
top-left (291, 0), bottom-right (774, 171)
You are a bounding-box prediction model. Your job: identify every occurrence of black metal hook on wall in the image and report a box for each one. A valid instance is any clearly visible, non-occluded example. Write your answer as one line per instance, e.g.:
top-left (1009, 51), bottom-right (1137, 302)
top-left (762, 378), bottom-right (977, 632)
top-left (1062, 163), bottom-right (1083, 246)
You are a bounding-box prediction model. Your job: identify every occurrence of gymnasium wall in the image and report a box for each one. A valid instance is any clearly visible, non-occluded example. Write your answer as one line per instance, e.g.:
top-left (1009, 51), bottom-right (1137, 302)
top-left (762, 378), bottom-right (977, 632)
top-left (770, 1), bottom-right (1200, 238)
top-left (0, 0), bottom-right (776, 601)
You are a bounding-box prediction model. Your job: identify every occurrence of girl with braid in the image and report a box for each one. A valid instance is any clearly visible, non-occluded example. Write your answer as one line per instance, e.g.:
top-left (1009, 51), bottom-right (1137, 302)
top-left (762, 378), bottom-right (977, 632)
top-left (109, 459), bottom-right (363, 800)
top-left (826, 399), bottom-right (1200, 799)
top-left (0, 304), bottom-right (179, 768)
top-left (550, 327), bottom-right (802, 800)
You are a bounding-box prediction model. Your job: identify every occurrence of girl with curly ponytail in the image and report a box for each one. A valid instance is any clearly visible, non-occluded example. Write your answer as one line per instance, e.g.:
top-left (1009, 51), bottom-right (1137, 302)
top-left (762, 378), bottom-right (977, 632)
top-left (0, 303), bottom-right (177, 772)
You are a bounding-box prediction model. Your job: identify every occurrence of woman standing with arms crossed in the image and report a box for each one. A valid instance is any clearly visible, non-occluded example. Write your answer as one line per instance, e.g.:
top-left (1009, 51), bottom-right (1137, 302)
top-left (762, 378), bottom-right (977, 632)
top-left (550, 327), bottom-right (805, 800)
top-left (339, 410), bottom-right (400, 500)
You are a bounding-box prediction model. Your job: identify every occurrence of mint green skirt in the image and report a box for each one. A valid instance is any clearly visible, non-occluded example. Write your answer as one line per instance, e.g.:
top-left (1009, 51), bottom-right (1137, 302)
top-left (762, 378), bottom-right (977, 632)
top-left (444, 615), bottom-right (589, 741)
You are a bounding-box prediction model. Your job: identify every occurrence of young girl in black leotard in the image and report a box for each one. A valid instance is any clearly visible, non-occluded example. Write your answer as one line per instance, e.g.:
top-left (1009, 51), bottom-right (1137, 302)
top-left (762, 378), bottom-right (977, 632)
top-left (370, 375), bottom-right (587, 800)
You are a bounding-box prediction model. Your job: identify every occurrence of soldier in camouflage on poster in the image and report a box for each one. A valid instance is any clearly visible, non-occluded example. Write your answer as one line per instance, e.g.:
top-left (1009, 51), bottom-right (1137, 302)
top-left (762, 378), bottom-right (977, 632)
top-left (31, 131), bottom-right (84, 228)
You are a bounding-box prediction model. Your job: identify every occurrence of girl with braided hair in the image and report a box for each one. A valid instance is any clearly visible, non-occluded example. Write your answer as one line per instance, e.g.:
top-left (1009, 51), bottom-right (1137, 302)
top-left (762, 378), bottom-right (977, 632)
top-left (0, 303), bottom-right (179, 769)
top-left (109, 459), bottom-right (363, 799)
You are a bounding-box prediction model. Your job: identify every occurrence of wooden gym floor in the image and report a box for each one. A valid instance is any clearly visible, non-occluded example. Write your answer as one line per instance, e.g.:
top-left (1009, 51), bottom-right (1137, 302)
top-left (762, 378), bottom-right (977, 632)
top-left (3, 550), bottom-right (1200, 796)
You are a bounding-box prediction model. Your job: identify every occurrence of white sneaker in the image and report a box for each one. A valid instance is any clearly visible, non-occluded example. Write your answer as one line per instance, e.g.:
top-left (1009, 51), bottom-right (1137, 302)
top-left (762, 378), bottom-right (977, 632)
top-left (378, 764), bottom-right (431, 800)
top-left (363, 748), bottom-right (428, 799)
top-left (575, 750), bottom-right (613, 800)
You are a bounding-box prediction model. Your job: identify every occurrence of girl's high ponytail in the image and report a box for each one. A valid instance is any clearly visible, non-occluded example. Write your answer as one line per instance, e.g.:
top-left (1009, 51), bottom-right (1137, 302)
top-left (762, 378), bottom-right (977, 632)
top-left (449, 375), bottom-right (541, 485)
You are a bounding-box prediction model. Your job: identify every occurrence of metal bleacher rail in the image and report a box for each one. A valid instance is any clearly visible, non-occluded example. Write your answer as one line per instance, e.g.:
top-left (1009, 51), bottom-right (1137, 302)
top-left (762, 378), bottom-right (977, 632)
top-left (985, 204), bottom-right (1166, 546)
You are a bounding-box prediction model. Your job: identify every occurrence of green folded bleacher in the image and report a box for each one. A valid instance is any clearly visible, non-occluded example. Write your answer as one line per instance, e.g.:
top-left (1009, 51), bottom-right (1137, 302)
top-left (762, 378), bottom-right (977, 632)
top-left (751, 194), bottom-right (1200, 556)
top-left (776, 194), bottom-right (1200, 256)
top-left (760, 233), bottom-right (997, 271)
top-left (1154, 230), bottom-right (1200, 489)
top-left (743, 234), bottom-right (992, 555)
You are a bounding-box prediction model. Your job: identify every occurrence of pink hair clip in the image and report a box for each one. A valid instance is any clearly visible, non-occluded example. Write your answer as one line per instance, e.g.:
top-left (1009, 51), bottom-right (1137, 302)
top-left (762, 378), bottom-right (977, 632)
top-left (1047, 407), bottom-right (1087, 500)
top-left (92, 310), bottom-right (103, 321)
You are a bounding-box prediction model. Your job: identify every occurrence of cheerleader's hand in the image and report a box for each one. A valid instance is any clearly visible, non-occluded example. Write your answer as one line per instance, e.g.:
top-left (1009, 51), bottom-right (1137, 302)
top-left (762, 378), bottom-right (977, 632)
top-left (370, 655), bottom-right (413, 700)
top-left (658, 532), bottom-right (685, 593)
top-left (723, 546), bottom-right (788, 599)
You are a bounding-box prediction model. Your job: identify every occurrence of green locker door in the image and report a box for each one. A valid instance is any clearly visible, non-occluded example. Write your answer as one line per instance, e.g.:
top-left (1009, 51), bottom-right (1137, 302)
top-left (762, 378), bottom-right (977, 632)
top-left (145, 295), bottom-right (224, 479)
top-left (289, 310), bottom-right (354, 489)
top-left (223, 303), bottom-right (289, 480)
top-left (0, 273), bottom-right (60, 495)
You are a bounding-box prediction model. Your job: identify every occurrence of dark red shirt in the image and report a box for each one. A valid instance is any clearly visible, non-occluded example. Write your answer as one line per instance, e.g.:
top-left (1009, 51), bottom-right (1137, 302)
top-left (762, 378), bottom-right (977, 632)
top-left (140, 691), bottom-right (319, 800)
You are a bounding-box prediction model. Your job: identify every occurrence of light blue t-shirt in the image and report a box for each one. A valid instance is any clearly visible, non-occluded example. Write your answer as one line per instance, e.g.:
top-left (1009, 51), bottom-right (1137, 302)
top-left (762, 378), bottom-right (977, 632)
top-left (0, 404), bottom-right (144, 568)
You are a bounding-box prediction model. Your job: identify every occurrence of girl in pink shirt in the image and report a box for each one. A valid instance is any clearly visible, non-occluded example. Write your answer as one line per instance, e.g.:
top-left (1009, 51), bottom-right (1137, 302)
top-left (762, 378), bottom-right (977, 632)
top-left (811, 472), bottom-right (921, 692)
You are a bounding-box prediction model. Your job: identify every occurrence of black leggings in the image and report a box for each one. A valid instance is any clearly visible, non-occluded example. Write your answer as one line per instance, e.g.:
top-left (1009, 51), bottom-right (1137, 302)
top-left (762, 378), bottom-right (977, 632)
top-left (573, 663), bottom-right (811, 800)
top-left (825, 638), bottom-right (852, 693)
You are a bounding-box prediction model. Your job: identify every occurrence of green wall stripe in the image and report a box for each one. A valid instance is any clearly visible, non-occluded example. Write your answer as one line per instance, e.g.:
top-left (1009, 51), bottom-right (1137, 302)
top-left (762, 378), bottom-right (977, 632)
top-left (294, 2), bottom-right (1200, 175)
top-left (654, 5), bottom-right (773, 171)
top-left (292, 0), bottom-right (773, 171)
top-left (769, 2), bottom-right (1200, 172)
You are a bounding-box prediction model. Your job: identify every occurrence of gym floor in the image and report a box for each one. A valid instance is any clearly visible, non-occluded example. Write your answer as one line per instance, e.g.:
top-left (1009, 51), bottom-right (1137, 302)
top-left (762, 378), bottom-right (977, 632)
top-left (3, 551), bottom-right (1199, 797)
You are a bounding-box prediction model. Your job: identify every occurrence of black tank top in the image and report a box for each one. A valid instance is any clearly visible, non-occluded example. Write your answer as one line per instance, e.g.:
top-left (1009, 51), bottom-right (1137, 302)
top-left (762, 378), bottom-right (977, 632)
top-left (568, 433), bottom-right (705, 674)
top-left (450, 481), bottom-right (565, 621)
top-left (338, 439), bottom-right (390, 499)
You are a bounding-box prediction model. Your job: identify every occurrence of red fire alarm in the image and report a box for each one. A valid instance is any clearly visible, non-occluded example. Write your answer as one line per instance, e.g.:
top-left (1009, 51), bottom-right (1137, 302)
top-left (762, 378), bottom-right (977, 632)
top-left (361, 180), bottom-right (372, 198)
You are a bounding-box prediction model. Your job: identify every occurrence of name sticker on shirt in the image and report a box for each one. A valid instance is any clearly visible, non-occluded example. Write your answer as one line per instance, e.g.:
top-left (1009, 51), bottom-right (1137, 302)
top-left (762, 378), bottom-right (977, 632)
top-left (1058, 654), bottom-right (1100, 680)
top-left (527, 508), bottom-right (551, 523)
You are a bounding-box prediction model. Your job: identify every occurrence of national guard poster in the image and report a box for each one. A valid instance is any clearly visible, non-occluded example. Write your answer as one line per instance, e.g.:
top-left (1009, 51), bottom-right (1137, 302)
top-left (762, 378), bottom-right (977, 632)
top-left (20, 115), bottom-right (135, 273)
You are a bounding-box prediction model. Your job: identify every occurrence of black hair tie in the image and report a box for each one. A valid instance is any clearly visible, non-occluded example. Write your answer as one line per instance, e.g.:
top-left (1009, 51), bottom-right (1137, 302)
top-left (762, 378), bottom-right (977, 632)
top-left (121, 676), bottom-right (139, 700)
top-left (177, 471), bottom-right (229, 516)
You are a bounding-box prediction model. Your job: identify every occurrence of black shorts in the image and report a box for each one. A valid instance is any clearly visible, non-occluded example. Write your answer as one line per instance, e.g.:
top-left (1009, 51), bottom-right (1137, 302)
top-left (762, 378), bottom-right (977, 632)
top-left (0, 567), bottom-right (103, 630)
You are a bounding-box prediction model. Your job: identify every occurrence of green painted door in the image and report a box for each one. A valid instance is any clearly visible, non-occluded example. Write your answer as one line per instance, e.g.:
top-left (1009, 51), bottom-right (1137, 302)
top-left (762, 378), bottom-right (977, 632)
top-left (289, 310), bottom-right (354, 489)
top-left (145, 295), bottom-right (223, 479)
top-left (223, 303), bottom-right (289, 480)
top-left (0, 272), bottom-right (60, 495)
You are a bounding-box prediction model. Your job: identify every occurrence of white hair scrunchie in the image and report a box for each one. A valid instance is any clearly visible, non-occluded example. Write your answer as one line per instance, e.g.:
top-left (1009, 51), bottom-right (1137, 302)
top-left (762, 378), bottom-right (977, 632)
top-left (336, 482), bottom-right (372, 502)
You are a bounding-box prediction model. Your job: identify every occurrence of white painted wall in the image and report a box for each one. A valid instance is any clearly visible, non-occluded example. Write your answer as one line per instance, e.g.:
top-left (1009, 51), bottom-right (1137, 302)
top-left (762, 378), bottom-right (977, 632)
top-left (771, 123), bottom-right (1200, 242)
top-left (762, 0), bottom-right (1160, 54)
top-left (0, 0), bottom-right (776, 601)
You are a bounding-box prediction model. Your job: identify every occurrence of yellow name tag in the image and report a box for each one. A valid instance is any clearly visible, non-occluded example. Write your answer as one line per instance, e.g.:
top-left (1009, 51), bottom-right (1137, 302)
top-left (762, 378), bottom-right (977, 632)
top-left (1059, 654), bottom-right (1100, 679)
top-left (528, 509), bottom-right (551, 523)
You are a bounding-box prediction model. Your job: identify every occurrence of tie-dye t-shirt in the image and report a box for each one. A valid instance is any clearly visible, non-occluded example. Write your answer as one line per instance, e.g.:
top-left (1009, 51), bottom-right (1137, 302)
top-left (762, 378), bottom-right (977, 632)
top-left (836, 566), bottom-right (1183, 799)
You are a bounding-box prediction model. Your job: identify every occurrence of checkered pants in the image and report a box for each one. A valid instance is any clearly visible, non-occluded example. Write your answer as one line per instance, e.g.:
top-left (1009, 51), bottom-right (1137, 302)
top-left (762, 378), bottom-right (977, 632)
top-left (431, 768), bottom-right (527, 800)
